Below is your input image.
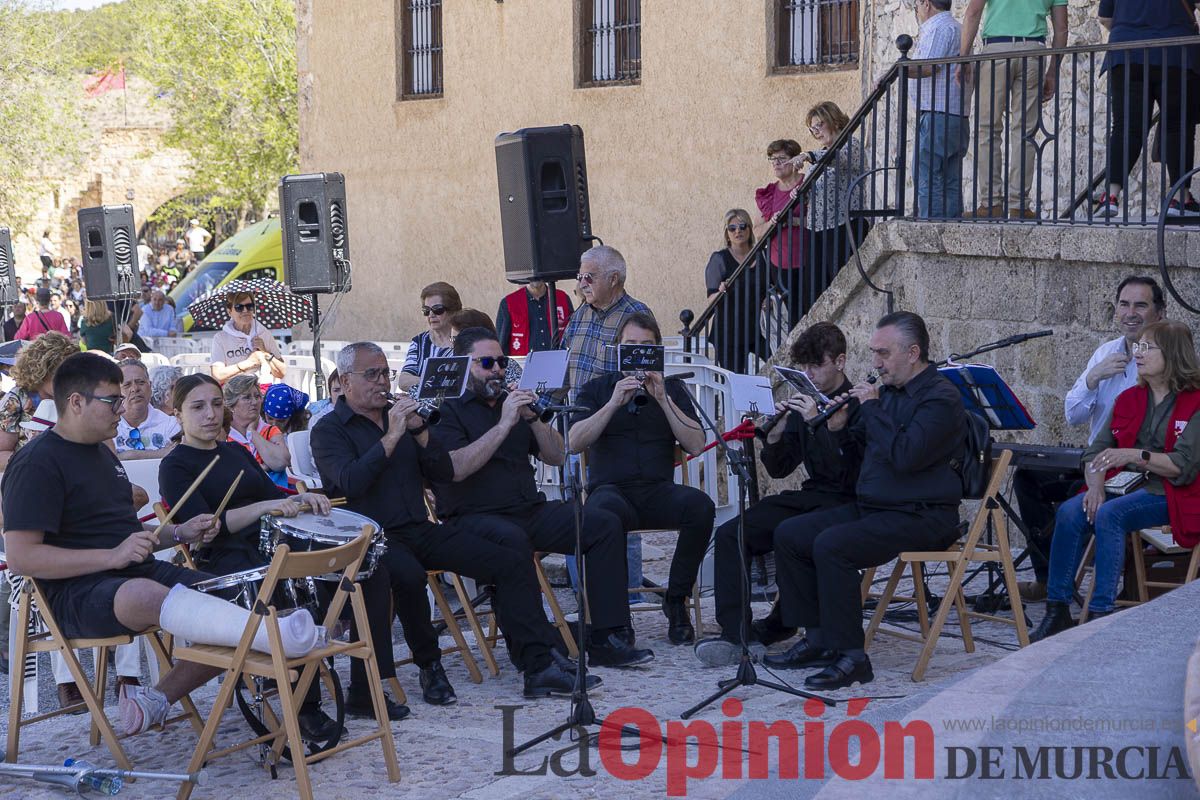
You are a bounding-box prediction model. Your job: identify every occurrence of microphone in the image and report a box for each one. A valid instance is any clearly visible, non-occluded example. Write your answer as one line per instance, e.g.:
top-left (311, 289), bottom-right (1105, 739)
top-left (1004, 329), bottom-right (1053, 345)
top-left (806, 374), bottom-right (878, 429)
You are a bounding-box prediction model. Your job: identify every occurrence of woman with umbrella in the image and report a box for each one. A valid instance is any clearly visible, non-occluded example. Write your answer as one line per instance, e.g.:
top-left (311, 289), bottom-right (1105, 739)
top-left (192, 280), bottom-right (300, 384)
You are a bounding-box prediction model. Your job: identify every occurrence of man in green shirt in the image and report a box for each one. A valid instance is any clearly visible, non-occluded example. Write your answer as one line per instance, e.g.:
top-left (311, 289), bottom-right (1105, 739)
top-left (960, 0), bottom-right (1069, 219)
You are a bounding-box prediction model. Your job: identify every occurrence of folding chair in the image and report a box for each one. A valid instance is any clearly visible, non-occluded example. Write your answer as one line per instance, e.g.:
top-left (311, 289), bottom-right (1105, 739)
top-left (175, 527), bottom-right (399, 800)
top-left (1077, 527), bottom-right (1200, 623)
top-left (6, 577), bottom-right (202, 768)
top-left (533, 553), bottom-right (578, 658)
top-left (864, 449), bottom-right (1027, 681)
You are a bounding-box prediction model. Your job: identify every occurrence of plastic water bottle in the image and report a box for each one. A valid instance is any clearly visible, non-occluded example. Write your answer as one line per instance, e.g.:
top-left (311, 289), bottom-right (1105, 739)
top-left (64, 758), bottom-right (123, 795)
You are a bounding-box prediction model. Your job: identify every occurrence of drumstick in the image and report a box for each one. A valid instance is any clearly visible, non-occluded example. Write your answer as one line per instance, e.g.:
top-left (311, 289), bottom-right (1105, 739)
top-left (213, 471), bottom-right (243, 519)
top-left (267, 497), bottom-right (346, 516)
top-left (154, 455), bottom-right (220, 537)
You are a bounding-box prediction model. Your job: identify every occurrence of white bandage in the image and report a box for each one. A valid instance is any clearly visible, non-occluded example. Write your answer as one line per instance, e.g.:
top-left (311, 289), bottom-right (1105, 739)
top-left (159, 584), bottom-right (324, 658)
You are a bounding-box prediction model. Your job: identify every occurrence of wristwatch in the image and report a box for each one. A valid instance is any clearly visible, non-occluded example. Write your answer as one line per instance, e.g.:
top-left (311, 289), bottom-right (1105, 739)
top-left (409, 422), bottom-right (429, 437)
top-left (1140, 449), bottom-right (1152, 466)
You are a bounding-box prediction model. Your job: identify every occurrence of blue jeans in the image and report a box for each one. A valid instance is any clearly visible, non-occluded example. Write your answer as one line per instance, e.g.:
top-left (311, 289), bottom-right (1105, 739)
top-left (1046, 489), bottom-right (1168, 613)
top-left (915, 111), bottom-right (969, 219)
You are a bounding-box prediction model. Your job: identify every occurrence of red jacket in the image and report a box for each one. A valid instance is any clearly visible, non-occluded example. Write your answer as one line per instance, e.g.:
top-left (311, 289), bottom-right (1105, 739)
top-left (1108, 386), bottom-right (1200, 547)
top-left (503, 288), bottom-right (572, 356)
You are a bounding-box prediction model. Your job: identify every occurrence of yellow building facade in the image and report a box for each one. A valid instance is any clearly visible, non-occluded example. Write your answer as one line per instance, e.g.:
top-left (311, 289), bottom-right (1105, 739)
top-left (298, 0), bottom-right (865, 340)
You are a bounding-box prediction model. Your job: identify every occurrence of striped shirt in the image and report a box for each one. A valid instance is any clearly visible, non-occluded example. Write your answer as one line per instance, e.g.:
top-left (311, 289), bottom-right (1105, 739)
top-left (401, 330), bottom-right (453, 376)
top-left (562, 293), bottom-right (650, 400)
top-left (910, 11), bottom-right (965, 115)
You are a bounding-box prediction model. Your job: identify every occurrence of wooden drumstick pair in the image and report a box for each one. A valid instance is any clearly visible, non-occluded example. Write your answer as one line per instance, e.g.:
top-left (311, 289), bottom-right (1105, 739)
top-left (267, 497), bottom-right (347, 516)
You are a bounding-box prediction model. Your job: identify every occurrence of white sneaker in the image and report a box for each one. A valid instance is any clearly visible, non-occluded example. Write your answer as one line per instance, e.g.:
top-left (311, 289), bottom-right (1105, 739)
top-left (119, 685), bottom-right (170, 735)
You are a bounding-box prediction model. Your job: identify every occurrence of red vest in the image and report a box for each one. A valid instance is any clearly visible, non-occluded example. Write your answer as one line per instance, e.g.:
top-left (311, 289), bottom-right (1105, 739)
top-left (1109, 386), bottom-right (1200, 547)
top-left (505, 288), bottom-right (571, 356)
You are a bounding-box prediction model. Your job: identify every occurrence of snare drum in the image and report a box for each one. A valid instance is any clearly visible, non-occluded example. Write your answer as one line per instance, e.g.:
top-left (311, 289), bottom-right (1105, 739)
top-left (193, 566), bottom-right (271, 609)
top-left (259, 508), bottom-right (385, 580)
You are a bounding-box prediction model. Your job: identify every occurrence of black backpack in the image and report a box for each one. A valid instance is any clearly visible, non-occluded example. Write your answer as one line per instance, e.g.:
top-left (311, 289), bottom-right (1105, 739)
top-left (955, 411), bottom-right (993, 500)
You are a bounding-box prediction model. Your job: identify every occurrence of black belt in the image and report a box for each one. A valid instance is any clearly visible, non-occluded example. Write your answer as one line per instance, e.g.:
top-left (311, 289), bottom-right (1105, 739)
top-left (982, 36), bottom-right (1045, 44)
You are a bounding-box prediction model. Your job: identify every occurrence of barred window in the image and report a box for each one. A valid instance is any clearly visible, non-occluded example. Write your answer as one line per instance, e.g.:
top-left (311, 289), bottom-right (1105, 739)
top-left (580, 0), bottom-right (641, 86)
top-left (399, 0), bottom-right (443, 99)
top-left (776, 0), bottom-right (859, 69)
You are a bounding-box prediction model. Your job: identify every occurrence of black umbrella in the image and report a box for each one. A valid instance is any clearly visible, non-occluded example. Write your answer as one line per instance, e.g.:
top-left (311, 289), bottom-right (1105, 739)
top-left (186, 278), bottom-right (312, 330)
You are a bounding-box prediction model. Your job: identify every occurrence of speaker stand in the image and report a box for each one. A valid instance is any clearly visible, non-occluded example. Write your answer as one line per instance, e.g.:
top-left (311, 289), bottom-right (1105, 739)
top-left (310, 293), bottom-right (326, 400)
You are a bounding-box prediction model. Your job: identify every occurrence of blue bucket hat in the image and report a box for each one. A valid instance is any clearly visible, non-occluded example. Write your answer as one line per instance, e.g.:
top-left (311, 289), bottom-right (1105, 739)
top-left (262, 384), bottom-right (309, 420)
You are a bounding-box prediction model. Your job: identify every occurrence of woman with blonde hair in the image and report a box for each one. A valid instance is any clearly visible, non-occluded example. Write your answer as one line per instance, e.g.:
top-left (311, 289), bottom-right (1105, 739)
top-left (1032, 320), bottom-right (1200, 641)
top-left (704, 209), bottom-right (769, 372)
top-left (78, 300), bottom-right (115, 354)
top-left (0, 332), bottom-right (79, 468)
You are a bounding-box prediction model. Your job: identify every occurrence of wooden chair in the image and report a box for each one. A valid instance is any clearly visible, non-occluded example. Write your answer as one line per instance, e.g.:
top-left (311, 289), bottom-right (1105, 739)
top-left (533, 554), bottom-right (579, 658)
top-left (1076, 527), bottom-right (1200, 623)
top-left (174, 527), bottom-right (399, 800)
top-left (6, 577), bottom-right (203, 768)
top-left (864, 449), bottom-right (1028, 681)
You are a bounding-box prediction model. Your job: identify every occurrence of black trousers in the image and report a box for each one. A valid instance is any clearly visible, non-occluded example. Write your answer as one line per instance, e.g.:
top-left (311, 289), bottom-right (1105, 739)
top-left (585, 481), bottom-right (715, 600)
top-left (1107, 63), bottom-right (1198, 194)
top-left (392, 520), bottom-right (560, 673)
top-left (774, 502), bottom-right (960, 651)
top-left (1012, 468), bottom-right (1083, 585)
top-left (713, 489), bottom-right (849, 636)
top-left (454, 500), bottom-right (630, 633)
top-left (373, 539), bottom-right (444, 671)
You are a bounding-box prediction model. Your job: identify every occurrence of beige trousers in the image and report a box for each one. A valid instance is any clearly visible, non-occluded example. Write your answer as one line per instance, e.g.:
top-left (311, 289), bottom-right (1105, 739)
top-left (975, 41), bottom-right (1046, 209)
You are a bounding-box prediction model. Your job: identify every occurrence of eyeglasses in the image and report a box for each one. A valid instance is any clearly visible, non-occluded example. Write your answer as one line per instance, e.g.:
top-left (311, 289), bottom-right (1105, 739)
top-left (575, 273), bottom-right (606, 285)
top-left (472, 356), bottom-right (509, 371)
top-left (767, 156), bottom-right (790, 165)
top-left (345, 367), bottom-right (397, 382)
top-left (232, 302), bottom-right (255, 312)
top-left (1133, 342), bottom-right (1162, 354)
top-left (809, 122), bottom-right (826, 137)
top-left (726, 223), bottom-right (749, 232)
top-left (127, 427), bottom-right (145, 451)
top-left (421, 305), bottom-right (447, 317)
top-left (85, 393), bottom-right (125, 413)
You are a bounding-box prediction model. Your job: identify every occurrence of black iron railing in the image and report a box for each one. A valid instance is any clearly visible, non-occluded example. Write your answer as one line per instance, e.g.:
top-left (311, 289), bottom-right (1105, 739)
top-left (684, 34), bottom-right (1200, 368)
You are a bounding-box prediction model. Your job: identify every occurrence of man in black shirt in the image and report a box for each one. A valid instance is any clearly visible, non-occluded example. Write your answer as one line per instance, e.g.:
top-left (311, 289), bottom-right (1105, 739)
top-left (311, 342), bottom-right (594, 698)
top-left (694, 322), bottom-right (863, 667)
top-left (1, 353), bottom-right (225, 735)
top-left (433, 327), bottom-right (654, 668)
top-left (766, 312), bottom-right (966, 689)
top-left (569, 312), bottom-right (712, 645)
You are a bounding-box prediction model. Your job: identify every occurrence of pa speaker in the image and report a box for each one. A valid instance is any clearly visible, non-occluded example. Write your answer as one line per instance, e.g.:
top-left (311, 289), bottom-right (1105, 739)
top-left (0, 228), bottom-right (18, 306)
top-left (78, 204), bottom-right (139, 300)
top-left (279, 172), bottom-right (350, 294)
top-left (495, 124), bottom-right (592, 283)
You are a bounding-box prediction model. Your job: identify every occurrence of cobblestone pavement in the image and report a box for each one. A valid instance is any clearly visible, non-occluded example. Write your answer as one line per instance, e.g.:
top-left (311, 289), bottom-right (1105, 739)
top-left (0, 532), bottom-right (1032, 798)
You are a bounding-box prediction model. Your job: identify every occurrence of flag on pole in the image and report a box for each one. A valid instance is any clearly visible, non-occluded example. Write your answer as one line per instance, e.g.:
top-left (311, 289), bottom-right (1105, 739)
top-left (84, 66), bottom-right (126, 97)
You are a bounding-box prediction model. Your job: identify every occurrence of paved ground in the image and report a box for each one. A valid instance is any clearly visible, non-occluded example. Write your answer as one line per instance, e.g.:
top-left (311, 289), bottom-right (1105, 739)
top-left (0, 533), bottom-right (1035, 798)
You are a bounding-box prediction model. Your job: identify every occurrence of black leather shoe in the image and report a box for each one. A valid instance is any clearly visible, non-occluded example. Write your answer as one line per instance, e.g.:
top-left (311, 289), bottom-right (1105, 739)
top-left (1029, 601), bottom-right (1075, 643)
top-left (804, 654), bottom-right (874, 689)
top-left (762, 638), bottom-right (836, 670)
top-left (524, 654), bottom-right (603, 698)
top-left (663, 595), bottom-right (695, 645)
top-left (750, 617), bottom-right (797, 647)
top-left (297, 706), bottom-right (341, 740)
top-left (345, 691), bottom-right (411, 721)
top-left (419, 661), bottom-right (457, 706)
top-left (587, 632), bottom-right (655, 668)
top-left (1087, 608), bottom-right (1115, 621)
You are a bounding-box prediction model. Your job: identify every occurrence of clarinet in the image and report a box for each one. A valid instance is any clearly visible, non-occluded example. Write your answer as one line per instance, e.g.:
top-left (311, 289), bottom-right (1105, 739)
top-left (806, 373), bottom-right (878, 429)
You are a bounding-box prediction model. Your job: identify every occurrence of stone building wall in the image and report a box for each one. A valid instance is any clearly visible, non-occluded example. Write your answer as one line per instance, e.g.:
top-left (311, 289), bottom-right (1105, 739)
top-left (761, 219), bottom-right (1200, 494)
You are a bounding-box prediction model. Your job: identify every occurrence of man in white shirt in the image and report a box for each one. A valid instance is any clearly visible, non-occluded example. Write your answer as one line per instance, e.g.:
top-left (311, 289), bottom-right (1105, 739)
top-left (911, 0), bottom-right (969, 218)
top-left (1014, 275), bottom-right (1165, 599)
top-left (184, 219), bottom-right (212, 265)
top-left (114, 359), bottom-right (180, 460)
top-left (136, 238), bottom-right (154, 280)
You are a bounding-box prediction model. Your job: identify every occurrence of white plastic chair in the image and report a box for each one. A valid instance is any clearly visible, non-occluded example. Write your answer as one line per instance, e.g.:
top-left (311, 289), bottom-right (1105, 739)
top-left (170, 353), bottom-right (214, 377)
top-left (140, 352), bottom-right (170, 368)
top-left (287, 430), bottom-right (322, 489)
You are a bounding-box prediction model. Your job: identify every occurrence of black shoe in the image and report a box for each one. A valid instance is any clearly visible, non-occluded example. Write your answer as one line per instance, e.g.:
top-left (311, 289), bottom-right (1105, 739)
top-left (750, 617), bottom-right (797, 647)
top-left (693, 635), bottom-right (765, 667)
top-left (345, 691), bottom-right (411, 721)
top-left (762, 638), bottom-right (836, 670)
top-left (297, 706), bottom-right (341, 740)
top-left (1029, 601), bottom-right (1075, 643)
top-left (1087, 608), bottom-right (1115, 621)
top-left (587, 631), bottom-right (655, 668)
top-left (524, 654), bottom-right (603, 698)
top-left (419, 661), bottom-right (457, 706)
top-left (663, 595), bottom-right (695, 645)
top-left (804, 654), bottom-right (874, 689)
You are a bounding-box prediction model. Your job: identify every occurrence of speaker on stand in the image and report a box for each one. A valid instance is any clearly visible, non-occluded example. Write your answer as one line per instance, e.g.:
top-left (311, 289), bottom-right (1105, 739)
top-left (278, 172), bottom-right (352, 398)
top-left (78, 205), bottom-right (140, 346)
top-left (0, 228), bottom-right (21, 311)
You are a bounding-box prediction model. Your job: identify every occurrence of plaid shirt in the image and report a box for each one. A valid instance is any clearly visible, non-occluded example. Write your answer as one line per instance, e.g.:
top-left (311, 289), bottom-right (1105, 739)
top-left (562, 292), bottom-right (650, 400)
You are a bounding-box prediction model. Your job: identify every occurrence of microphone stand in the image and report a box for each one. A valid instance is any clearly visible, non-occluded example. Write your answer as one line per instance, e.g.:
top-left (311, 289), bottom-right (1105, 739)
top-left (680, 393), bottom-right (835, 719)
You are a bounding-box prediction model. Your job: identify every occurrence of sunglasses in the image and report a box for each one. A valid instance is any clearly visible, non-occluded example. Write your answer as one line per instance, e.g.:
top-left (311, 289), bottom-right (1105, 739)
top-left (422, 305), bottom-right (447, 317)
top-left (127, 427), bottom-right (145, 451)
top-left (768, 156), bottom-right (790, 165)
top-left (727, 223), bottom-right (749, 232)
top-left (232, 302), bottom-right (255, 312)
top-left (472, 356), bottom-right (509, 371)
top-left (575, 273), bottom-right (606, 285)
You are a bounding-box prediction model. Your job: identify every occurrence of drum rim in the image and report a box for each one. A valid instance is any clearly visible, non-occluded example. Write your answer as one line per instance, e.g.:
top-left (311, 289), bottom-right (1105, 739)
top-left (193, 565), bottom-right (271, 591)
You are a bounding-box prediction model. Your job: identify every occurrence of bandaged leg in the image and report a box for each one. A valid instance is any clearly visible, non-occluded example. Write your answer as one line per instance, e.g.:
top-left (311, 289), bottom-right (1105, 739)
top-left (159, 584), bottom-right (325, 658)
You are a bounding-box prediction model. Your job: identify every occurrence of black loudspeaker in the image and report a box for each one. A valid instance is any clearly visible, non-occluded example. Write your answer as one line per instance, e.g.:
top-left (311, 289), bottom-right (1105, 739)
top-left (0, 228), bottom-right (18, 306)
top-left (495, 124), bottom-right (592, 283)
top-left (279, 172), bottom-right (350, 294)
top-left (78, 204), bottom-right (139, 300)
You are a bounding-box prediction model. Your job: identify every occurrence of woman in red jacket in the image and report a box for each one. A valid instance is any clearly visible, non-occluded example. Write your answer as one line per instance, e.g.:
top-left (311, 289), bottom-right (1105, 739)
top-left (1033, 320), bottom-right (1200, 641)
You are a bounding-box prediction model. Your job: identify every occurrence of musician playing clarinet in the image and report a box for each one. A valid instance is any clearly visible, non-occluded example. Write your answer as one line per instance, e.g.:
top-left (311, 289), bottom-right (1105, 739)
top-left (765, 312), bottom-right (966, 690)
top-left (568, 312), bottom-right (711, 646)
top-left (694, 322), bottom-right (863, 667)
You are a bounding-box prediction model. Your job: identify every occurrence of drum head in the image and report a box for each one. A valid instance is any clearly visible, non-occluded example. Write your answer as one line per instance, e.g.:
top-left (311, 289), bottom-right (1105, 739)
top-left (193, 566), bottom-right (270, 594)
top-left (274, 508), bottom-right (379, 544)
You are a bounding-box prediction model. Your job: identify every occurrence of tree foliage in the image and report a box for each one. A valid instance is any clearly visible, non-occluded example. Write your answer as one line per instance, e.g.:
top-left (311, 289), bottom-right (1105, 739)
top-left (0, 0), bottom-right (84, 231)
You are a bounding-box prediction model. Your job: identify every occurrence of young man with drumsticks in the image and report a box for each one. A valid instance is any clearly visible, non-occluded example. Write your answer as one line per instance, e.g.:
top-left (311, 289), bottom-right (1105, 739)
top-left (0, 354), bottom-right (325, 736)
top-left (159, 372), bottom-right (415, 725)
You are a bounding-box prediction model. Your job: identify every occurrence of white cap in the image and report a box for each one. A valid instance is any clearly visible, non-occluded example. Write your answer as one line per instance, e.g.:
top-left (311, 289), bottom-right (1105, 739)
top-left (20, 399), bottom-right (57, 433)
